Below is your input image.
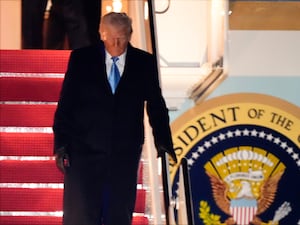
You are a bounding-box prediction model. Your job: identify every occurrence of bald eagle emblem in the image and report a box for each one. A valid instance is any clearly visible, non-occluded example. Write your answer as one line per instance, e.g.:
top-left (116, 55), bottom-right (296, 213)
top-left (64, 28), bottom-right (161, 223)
top-left (202, 148), bottom-right (292, 225)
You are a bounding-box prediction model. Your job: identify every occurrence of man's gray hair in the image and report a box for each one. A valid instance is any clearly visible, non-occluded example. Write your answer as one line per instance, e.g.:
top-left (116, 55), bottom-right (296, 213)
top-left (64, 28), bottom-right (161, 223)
top-left (101, 12), bottom-right (133, 35)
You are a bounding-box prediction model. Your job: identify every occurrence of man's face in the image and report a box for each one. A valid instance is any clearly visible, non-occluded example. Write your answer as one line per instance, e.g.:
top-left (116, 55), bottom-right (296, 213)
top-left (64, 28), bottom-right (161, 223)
top-left (101, 25), bottom-right (131, 57)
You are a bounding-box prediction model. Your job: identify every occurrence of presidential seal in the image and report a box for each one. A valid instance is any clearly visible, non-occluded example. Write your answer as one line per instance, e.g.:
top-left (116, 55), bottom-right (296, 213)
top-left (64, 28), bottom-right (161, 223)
top-left (170, 93), bottom-right (300, 225)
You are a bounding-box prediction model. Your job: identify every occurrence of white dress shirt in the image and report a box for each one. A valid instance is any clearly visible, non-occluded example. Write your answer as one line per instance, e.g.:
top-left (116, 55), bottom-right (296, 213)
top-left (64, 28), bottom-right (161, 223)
top-left (105, 51), bottom-right (126, 77)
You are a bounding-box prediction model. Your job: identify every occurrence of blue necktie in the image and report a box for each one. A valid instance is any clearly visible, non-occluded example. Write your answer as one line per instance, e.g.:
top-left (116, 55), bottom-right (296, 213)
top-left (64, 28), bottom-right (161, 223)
top-left (108, 57), bottom-right (120, 94)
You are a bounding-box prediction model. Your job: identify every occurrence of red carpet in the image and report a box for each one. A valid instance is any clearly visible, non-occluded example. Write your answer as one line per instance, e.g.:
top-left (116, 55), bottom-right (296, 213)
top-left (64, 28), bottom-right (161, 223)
top-left (0, 77), bottom-right (63, 102)
top-left (0, 104), bottom-right (57, 127)
top-left (0, 50), bottom-right (148, 225)
top-left (0, 50), bottom-right (69, 73)
top-left (0, 132), bottom-right (53, 156)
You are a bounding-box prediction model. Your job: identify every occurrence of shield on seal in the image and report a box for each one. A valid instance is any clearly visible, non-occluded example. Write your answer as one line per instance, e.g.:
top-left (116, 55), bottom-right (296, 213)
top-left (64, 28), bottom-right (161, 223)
top-left (230, 198), bottom-right (257, 225)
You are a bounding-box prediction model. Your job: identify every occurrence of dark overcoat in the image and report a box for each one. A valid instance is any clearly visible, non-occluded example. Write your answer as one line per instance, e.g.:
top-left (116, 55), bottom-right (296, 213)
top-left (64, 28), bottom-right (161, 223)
top-left (53, 41), bottom-right (173, 157)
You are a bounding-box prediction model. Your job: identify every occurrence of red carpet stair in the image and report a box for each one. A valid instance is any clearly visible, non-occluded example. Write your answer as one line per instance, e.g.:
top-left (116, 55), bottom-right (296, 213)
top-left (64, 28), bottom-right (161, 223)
top-left (0, 50), bottom-right (148, 225)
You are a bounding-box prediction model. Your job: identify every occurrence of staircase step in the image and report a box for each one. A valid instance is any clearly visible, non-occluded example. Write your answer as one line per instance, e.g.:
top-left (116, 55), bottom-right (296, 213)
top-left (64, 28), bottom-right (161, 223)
top-left (0, 215), bottom-right (149, 225)
top-left (0, 104), bottom-right (56, 127)
top-left (0, 132), bottom-right (54, 156)
top-left (134, 189), bottom-right (146, 213)
top-left (0, 216), bottom-right (62, 225)
top-left (0, 188), bottom-right (63, 211)
top-left (0, 77), bottom-right (63, 102)
top-left (132, 215), bottom-right (149, 225)
top-left (0, 160), bottom-right (63, 183)
top-left (0, 50), bottom-right (70, 74)
top-left (0, 160), bottom-right (143, 185)
top-left (0, 188), bottom-right (146, 214)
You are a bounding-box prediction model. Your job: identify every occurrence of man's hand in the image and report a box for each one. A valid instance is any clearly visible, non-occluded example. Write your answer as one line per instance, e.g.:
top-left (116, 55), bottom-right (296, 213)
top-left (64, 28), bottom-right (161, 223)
top-left (55, 147), bottom-right (70, 173)
top-left (157, 145), bottom-right (177, 164)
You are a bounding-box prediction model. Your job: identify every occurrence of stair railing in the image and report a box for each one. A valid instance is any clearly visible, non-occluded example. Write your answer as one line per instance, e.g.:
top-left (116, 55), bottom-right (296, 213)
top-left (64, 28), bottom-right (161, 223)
top-left (146, 0), bottom-right (195, 224)
top-left (160, 153), bottom-right (176, 225)
top-left (177, 157), bottom-right (195, 225)
top-left (147, 0), bottom-right (195, 224)
top-left (160, 155), bottom-right (195, 225)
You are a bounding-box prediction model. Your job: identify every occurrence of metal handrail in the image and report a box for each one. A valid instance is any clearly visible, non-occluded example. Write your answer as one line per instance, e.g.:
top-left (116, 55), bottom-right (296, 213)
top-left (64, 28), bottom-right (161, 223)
top-left (179, 158), bottom-right (195, 225)
top-left (147, 1), bottom-right (194, 224)
top-left (161, 153), bottom-right (176, 225)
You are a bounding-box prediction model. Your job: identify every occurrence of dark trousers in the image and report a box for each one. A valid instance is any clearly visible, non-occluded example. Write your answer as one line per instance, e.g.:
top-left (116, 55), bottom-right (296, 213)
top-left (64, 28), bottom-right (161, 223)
top-left (46, 0), bottom-right (101, 49)
top-left (22, 0), bottom-right (48, 49)
top-left (63, 151), bottom-right (141, 225)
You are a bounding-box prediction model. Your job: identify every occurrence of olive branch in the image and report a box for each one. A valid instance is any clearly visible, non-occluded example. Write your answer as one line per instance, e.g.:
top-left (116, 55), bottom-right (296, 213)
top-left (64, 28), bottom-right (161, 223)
top-left (199, 200), bottom-right (224, 225)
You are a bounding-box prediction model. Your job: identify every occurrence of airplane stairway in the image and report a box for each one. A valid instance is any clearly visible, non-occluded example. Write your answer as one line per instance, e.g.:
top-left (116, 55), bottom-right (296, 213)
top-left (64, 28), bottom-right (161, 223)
top-left (0, 50), bottom-right (149, 225)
